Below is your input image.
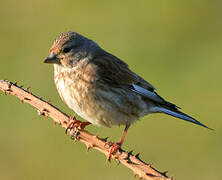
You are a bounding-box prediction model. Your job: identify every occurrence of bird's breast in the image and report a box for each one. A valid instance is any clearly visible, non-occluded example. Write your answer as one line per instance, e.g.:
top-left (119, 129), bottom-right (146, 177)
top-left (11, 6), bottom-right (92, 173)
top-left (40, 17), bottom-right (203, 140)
top-left (54, 63), bottom-right (101, 123)
top-left (53, 63), bottom-right (150, 128)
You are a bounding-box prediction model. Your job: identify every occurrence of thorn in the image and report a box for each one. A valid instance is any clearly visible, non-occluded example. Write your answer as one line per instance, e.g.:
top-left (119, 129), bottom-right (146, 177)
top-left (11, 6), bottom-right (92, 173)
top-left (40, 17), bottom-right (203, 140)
top-left (104, 137), bottom-right (108, 142)
top-left (93, 134), bottom-right (99, 139)
top-left (161, 171), bottom-right (168, 176)
top-left (86, 146), bottom-right (90, 152)
top-left (20, 98), bottom-right (31, 103)
top-left (127, 159), bottom-right (134, 164)
top-left (148, 163), bottom-right (152, 168)
top-left (37, 109), bottom-right (49, 117)
top-left (14, 81), bottom-right (18, 86)
top-left (86, 144), bottom-right (92, 152)
top-left (26, 86), bottom-right (31, 91)
top-left (100, 137), bottom-right (109, 143)
top-left (124, 150), bottom-right (133, 161)
top-left (135, 153), bottom-right (140, 158)
top-left (24, 97), bottom-right (31, 101)
top-left (37, 110), bottom-right (44, 116)
top-left (3, 86), bottom-right (11, 95)
top-left (106, 158), bottom-right (111, 163)
top-left (128, 150), bottom-right (133, 156)
top-left (134, 172), bottom-right (137, 178)
top-left (124, 151), bottom-right (138, 164)
top-left (30, 92), bottom-right (32, 95)
top-left (54, 121), bottom-right (57, 126)
top-left (63, 121), bottom-right (68, 124)
top-left (170, 176), bottom-right (173, 180)
top-left (115, 157), bottom-right (120, 165)
top-left (124, 154), bottom-right (130, 160)
top-left (69, 115), bottom-right (77, 121)
top-left (47, 99), bottom-right (51, 104)
top-left (135, 152), bottom-right (144, 162)
top-left (135, 152), bottom-right (140, 158)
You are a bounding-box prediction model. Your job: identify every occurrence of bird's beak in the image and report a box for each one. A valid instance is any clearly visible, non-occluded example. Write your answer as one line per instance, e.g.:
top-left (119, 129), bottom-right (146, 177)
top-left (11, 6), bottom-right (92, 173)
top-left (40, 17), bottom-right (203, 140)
top-left (44, 53), bottom-right (61, 65)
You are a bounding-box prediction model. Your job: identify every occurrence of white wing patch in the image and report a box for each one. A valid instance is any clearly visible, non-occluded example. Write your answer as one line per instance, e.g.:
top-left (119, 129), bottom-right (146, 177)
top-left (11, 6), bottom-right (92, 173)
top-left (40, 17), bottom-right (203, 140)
top-left (131, 84), bottom-right (164, 104)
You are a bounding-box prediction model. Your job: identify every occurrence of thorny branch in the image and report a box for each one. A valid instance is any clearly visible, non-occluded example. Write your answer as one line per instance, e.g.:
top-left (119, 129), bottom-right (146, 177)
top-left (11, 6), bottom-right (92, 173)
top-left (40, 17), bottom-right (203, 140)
top-left (0, 80), bottom-right (172, 180)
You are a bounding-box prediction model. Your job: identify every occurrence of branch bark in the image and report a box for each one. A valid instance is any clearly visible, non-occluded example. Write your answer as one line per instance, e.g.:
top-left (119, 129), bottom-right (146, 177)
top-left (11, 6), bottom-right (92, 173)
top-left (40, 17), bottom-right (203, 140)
top-left (0, 79), bottom-right (172, 180)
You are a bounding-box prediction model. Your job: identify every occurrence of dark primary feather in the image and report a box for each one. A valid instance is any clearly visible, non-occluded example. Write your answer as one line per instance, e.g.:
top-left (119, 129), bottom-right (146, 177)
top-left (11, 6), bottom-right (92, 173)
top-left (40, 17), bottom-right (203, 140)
top-left (151, 106), bottom-right (212, 130)
top-left (92, 49), bottom-right (211, 129)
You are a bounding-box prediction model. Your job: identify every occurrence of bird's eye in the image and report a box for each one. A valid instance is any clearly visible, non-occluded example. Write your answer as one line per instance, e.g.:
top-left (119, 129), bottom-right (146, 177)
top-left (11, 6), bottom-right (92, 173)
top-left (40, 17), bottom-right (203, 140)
top-left (63, 47), bottom-right (71, 53)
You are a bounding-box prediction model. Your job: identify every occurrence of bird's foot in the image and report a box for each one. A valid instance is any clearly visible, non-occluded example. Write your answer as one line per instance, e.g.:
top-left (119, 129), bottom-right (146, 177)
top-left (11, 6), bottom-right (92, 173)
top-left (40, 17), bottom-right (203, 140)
top-left (106, 141), bottom-right (122, 162)
top-left (65, 116), bottom-right (91, 134)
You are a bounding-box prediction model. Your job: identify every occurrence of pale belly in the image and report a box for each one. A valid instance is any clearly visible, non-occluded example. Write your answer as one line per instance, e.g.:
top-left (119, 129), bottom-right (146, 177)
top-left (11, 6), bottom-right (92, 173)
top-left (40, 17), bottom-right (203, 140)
top-left (54, 63), bottom-right (150, 127)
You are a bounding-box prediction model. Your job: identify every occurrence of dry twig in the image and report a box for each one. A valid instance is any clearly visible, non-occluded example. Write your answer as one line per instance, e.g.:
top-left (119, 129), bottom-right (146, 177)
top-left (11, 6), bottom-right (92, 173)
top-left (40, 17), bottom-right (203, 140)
top-left (0, 79), bottom-right (172, 180)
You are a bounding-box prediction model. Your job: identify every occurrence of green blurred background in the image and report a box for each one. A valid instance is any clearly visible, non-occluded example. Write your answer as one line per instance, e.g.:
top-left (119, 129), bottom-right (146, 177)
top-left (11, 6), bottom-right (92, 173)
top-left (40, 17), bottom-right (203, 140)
top-left (0, 0), bottom-right (221, 179)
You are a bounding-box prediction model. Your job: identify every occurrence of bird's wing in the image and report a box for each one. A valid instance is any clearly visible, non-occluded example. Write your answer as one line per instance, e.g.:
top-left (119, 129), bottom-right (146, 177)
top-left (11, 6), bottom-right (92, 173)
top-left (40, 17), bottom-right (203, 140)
top-left (92, 50), bottom-right (151, 87)
top-left (92, 50), bottom-right (173, 106)
top-left (92, 50), bottom-right (212, 129)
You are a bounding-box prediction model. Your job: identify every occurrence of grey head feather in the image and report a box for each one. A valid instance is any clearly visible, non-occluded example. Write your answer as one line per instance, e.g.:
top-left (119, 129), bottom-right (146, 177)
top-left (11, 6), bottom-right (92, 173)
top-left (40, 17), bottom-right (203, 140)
top-left (62, 32), bottom-right (102, 62)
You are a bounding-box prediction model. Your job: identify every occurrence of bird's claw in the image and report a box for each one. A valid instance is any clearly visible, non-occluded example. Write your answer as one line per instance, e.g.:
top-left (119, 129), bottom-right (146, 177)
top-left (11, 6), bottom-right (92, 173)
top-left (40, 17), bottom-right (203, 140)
top-left (65, 116), bottom-right (91, 134)
top-left (107, 142), bottom-right (122, 162)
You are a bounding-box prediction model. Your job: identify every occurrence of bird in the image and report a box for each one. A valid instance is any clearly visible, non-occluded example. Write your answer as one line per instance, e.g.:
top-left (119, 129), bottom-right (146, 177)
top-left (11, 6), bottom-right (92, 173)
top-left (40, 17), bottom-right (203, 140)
top-left (44, 31), bottom-right (210, 160)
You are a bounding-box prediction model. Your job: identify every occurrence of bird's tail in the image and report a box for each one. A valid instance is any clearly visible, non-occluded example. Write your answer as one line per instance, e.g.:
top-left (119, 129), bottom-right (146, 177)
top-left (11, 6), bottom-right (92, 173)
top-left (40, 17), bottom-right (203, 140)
top-left (150, 106), bottom-right (212, 130)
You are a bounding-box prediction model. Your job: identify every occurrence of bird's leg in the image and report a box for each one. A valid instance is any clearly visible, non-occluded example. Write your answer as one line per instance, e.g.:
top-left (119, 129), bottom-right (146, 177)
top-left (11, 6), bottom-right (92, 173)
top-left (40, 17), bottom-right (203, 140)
top-left (107, 124), bottom-right (130, 161)
top-left (65, 116), bottom-right (91, 134)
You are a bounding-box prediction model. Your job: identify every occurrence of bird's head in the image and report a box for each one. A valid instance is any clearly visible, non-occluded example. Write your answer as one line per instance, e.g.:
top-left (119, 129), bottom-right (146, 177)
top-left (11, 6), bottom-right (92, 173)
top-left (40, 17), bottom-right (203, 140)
top-left (44, 31), bottom-right (100, 68)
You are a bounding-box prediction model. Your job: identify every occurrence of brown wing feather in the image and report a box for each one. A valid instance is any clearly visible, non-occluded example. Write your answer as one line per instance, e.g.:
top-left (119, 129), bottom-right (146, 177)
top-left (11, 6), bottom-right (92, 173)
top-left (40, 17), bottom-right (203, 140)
top-left (92, 50), bottom-right (155, 91)
top-left (91, 50), bottom-right (179, 110)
